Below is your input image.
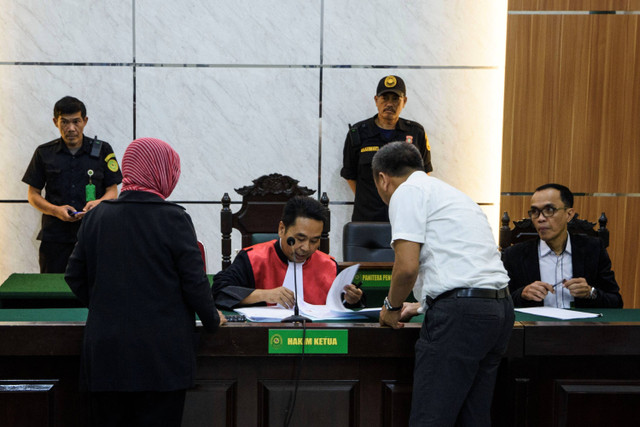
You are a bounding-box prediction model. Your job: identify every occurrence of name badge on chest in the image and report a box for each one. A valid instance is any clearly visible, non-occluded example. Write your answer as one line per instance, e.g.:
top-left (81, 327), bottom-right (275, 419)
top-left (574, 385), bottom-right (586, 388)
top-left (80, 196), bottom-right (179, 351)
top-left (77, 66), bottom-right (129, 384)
top-left (86, 169), bottom-right (96, 201)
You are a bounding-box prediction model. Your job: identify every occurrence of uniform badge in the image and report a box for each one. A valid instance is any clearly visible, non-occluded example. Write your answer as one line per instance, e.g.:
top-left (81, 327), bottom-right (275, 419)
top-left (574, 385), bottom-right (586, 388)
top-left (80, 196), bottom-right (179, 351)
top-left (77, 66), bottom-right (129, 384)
top-left (405, 136), bottom-right (413, 144)
top-left (384, 75), bottom-right (397, 88)
top-left (107, 159), bottom-right (119, 172)
top-left (105, 153), bottom-right (119, 172)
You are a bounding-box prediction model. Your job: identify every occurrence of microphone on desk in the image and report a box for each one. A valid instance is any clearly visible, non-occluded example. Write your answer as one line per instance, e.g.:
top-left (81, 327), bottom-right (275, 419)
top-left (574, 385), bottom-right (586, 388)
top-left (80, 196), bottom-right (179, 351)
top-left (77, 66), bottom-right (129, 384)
top-left (281, 236), bottom-right (312, 323)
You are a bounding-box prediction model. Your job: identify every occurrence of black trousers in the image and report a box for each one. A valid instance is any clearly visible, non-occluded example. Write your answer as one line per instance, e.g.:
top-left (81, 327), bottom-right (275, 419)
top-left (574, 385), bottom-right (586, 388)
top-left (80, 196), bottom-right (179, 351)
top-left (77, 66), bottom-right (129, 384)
top-left (89, 390), bottom-right (187, 427)
top-left (409, 293), bottom-right (514, 427)
top-left (39, 241), bottom-right (76, 273)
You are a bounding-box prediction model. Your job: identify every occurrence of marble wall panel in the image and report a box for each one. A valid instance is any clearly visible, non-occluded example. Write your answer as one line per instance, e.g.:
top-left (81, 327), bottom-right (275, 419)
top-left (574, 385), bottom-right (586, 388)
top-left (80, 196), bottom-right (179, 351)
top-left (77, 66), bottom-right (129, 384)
top-left (135, 66), bottom-right (321, 201)
top-left (0, 0), bottom-right (509, 282)
top-left (327, 203), bottom-right (353, 262)
top-left (180, 203), bottom-right (223, 273)
top-left (135, 0), bottom-right (321, 64)
top-left (321, 68), bottom-right (505, 206)
top-left (0, 65), bottom-right (133, 200)
top-left (0, 204), bottom-right (43, 282)
top-left (0, 0), bottom-right (132, 63)
top-left (323, 0), bottom-right (508, 66)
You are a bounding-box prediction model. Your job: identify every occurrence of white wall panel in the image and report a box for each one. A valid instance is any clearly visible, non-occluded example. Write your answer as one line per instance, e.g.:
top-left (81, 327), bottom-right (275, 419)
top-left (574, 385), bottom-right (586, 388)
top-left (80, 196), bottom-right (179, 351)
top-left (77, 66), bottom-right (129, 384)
top-left (136, 66), bottom-right (320, 201)
top-left (324, 0), bottom-right (507, 66)
top-left (136, 0), bottom-right (321, 64)
top-left (0, 0), bottom-right (507, 283)
top-left (0, 66), bottom-right (133, 200)
top-left (0, 0), bottom-right (132, 62)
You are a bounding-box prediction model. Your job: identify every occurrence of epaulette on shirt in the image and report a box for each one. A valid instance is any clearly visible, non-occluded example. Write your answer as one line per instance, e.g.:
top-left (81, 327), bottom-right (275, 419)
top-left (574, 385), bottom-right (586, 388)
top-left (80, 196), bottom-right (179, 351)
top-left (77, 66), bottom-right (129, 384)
top-left (349, 118), bottom-right (377, 145)
top-left (400, 119), bottom-right (424, 131)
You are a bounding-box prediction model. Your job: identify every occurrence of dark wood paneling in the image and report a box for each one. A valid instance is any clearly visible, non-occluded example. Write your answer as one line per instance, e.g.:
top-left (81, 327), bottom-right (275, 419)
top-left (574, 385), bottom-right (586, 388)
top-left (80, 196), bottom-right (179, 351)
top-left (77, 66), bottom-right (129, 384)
top-left (258, 380), bottom-right (358, 427)
top-left (0, 380), bottom-right (56, 427)
top-left (5, 320), bottom-right (640, 426)
top-left (182, 380), bottom-right (237, 427)
top-left (382, 381), bottom-right (412, 427)
top-left (521, 322), bottom-right (640, 356)
top-left (554, 380), bottom-right (640, 426)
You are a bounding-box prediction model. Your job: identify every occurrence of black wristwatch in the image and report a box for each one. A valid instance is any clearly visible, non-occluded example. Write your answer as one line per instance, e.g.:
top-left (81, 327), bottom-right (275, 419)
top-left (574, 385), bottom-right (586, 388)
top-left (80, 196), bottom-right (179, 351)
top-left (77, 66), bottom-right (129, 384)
top-left (384, 296), bottom-right (402, 311)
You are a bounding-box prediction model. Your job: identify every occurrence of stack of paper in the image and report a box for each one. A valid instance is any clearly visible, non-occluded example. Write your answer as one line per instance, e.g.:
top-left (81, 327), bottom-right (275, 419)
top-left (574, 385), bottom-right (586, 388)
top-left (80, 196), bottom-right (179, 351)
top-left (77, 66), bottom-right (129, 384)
top-left (234, 264), bottom-right (380, 322)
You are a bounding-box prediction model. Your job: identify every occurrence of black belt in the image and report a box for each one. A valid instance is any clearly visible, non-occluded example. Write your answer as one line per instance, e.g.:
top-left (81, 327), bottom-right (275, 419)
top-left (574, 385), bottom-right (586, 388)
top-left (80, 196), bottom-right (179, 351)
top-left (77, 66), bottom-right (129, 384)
top-left (426, 287), bottom-right (510, 307)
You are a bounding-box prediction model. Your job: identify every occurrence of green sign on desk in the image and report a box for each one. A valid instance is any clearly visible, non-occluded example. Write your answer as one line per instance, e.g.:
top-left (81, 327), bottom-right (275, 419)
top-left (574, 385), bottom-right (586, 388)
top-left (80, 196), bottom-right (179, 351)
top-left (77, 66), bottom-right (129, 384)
top-left (269, 329), bottom-right (348, 354)
top-left (354, 269), bottom-right (392, 288)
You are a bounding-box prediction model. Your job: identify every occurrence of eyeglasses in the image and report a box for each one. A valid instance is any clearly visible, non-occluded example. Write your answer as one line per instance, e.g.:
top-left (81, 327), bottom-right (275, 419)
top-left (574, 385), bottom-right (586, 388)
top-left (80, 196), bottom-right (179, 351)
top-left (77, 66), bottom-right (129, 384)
top-left (528, 206), bottom-right (567, 219)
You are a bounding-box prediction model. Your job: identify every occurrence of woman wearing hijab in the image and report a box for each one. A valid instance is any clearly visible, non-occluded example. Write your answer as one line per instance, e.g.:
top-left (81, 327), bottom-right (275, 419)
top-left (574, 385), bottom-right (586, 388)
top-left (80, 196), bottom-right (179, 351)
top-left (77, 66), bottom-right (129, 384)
top-left (65, 137), bottom-right (224, 427)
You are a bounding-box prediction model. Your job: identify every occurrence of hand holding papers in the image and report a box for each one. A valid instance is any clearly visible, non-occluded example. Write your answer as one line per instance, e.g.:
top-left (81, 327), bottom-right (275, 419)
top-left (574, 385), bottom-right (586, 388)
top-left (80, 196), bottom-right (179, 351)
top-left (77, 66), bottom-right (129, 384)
top-left (235, 264), bottom-right (380, 322)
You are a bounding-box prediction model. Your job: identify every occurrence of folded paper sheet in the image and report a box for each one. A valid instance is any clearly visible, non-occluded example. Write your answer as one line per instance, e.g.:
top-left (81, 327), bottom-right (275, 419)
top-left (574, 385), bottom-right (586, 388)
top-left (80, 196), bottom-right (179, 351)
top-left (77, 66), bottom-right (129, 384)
top-left (235, 264), bottom-right (380, 321)
top-left (515, 307), bottom-right (602, 320)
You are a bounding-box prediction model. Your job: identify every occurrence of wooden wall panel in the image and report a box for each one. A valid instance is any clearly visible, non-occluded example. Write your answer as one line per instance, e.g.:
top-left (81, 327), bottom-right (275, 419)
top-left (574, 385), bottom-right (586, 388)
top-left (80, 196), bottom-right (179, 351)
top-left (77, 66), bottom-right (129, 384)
top-left (500, 196), bottom-right (640, 308)
top-left (509, 0), bottom-right (640, 11)
top-left (502, 14), bottom-right (640, 193)
top-left (502, 3), bottom-right (640, 307)
top-left (502, 16), bottom-right (561, 192)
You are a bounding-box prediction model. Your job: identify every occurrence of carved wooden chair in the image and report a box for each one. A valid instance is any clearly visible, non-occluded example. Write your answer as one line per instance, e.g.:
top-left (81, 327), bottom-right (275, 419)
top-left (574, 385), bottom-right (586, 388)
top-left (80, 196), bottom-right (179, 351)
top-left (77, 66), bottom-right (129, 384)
top-left (220, 173), bottom-right (330, 270)
top-left (499, 211), bottom-right (609, 250)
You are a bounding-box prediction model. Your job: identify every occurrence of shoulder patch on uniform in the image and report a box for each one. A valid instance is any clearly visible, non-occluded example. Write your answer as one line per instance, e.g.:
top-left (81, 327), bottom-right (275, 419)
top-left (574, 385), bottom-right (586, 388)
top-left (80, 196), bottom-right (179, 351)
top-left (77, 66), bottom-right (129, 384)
top-left (404, 119), bottom-right (424, 130)
top-left (105, 153), bottom-right (115, 161)
top-left (107, 158), bottom-right (119, 173)
top-left (426, 135), bottom-right (431, 151)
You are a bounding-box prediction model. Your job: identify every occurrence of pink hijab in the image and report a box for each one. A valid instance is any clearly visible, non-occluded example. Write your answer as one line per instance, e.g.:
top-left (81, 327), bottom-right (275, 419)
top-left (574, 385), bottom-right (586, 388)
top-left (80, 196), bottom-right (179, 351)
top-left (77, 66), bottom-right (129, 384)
top-left (120, 138), bottom-right (181, 199)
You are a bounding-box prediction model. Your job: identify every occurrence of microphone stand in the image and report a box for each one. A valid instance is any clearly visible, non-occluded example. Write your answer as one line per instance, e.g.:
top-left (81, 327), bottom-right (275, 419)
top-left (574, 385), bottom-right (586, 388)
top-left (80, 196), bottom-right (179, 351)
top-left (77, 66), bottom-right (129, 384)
top-left (281, 237), bottom-right (312, 323)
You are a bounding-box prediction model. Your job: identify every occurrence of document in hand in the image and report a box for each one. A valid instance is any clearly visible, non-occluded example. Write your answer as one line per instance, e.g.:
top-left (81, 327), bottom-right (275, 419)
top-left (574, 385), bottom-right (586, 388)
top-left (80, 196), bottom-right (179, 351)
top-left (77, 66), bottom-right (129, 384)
top-left (234, 264), bottom-right (380, 322)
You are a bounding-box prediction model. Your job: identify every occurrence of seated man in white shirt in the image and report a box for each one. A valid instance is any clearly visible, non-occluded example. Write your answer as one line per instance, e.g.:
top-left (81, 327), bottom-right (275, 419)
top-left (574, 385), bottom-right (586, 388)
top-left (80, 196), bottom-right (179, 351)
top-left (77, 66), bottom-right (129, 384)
top-left (501, 183), bottom-right (623, 308)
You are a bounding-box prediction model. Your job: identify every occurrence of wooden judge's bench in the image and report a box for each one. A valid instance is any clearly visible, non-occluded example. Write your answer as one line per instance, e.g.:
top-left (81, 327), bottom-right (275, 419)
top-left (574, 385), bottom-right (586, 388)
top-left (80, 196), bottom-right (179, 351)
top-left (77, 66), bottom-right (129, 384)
top-left (1, 274), bottom-right (640, 426)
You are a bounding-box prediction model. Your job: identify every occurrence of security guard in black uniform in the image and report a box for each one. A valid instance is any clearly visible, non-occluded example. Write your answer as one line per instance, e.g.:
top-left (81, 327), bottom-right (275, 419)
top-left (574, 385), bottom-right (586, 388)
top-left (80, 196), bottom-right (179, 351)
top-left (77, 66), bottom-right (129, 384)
top-left (22, 96), bottom-right (122, 273)
top-left (341, 75), bottom-right (432, 222)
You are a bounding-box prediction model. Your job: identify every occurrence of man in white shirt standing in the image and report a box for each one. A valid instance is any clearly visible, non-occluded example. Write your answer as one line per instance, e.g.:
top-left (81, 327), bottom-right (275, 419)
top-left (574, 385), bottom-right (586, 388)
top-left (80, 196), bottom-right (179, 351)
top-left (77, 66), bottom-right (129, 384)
top-left (373, 141), bottom-right (514, 427)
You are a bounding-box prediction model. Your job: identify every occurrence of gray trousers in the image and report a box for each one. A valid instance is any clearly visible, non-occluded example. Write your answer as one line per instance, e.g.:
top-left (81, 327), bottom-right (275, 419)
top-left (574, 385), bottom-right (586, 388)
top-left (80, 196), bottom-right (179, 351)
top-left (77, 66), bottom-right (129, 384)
top-left (409, 293), bottom-right (514, 427)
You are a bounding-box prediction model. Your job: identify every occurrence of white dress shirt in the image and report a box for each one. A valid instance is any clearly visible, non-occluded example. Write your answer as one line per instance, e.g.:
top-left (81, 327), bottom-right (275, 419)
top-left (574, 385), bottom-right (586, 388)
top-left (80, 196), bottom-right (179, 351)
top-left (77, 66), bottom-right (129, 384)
top-left (388, 171), bottom-right (509, 307)
top-left (539, 233), bottom-right (574, 308)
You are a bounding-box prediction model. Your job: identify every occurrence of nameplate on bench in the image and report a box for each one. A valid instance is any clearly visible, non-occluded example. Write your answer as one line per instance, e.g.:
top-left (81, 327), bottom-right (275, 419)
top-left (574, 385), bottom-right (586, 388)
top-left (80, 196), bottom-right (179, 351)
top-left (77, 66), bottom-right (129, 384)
top-left (268, 329), bottom-right (348, 354)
